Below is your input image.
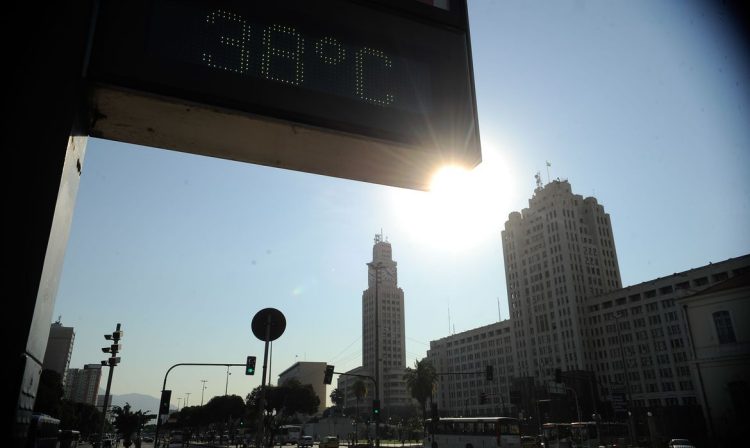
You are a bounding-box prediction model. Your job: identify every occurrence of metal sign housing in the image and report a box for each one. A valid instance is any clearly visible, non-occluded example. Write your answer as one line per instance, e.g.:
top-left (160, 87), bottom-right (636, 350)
top-left (86, 0), bottom-right (481, 190)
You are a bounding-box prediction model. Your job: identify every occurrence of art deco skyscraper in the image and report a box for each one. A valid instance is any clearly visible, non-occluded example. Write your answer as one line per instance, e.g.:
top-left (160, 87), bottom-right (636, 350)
top-left (502, 178), bottom-right (622, 381)
top-left (362, 233), bottom-right (409, 408)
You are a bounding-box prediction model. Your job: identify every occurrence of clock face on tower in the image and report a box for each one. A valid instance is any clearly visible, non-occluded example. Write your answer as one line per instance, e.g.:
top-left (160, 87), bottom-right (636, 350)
top-left (385, 266), bottom-right (396, 283)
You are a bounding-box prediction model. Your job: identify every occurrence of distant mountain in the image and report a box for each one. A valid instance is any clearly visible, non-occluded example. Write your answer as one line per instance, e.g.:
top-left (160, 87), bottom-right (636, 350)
top-left (101, 392), bottom-right (176, 413)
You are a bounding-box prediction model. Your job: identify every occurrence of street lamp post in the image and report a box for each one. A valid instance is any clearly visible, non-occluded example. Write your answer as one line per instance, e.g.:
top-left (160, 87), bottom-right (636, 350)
top-left (98, 323), bottom-right (123, 448)
top-left (225, 366), bottom-right (232, 395)
top-left (565, 387), bottom-right (581, 422)
top-left (367, 261), bottom-right (385, 448)
top-left (201, 380), bottom-right (208, 406)
top-left (185, 392), bottom-right (191, 408)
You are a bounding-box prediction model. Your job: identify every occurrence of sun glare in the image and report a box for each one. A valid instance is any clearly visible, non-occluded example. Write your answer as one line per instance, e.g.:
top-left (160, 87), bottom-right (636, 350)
top-left (390, 147), bottom-right (515, 251)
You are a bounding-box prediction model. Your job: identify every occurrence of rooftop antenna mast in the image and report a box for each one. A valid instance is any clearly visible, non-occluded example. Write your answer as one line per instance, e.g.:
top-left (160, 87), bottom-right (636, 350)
top-left (448, 300), bottom-right (451, 335)
top-left (546, 161), bottom-right (551, 184)
top-left (497, 297), bottom-right (502, 322)
top-left (534, 172), bottom-right (543, 192)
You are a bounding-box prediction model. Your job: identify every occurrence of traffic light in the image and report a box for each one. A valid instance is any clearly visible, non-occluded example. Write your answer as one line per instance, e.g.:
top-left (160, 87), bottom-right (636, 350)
top-left (159, 390), bottom-right (172, 415)
top-left (246, 356), bottom-right (256, 375)
top-left (102, 324), bottom-right (122, 367)
top-left (323, 365), bottom-right (335, 385)
top-left (372, 399), bottom-right (381, 417)
top-left (485, 365), bottom-right (493, 381)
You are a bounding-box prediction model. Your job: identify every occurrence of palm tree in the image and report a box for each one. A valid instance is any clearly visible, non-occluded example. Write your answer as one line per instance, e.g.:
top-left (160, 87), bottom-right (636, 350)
top-left (111, 403), bottom-right (152, 448)
top-left (330, 388), bottom-right (345, 410)
top-left (403, 359), bottom-right (437, 420)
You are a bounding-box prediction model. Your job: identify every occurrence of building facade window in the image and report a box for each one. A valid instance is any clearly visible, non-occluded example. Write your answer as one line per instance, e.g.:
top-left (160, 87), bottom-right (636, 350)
top-left (713, 310), bottom-right (737, 344)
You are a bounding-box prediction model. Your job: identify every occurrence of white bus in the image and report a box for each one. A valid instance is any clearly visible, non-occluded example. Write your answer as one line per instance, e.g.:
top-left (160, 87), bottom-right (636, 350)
top-left (276, 425), bottom-right (303, 444)
top-left (425, 417), bottom-right (521, 448)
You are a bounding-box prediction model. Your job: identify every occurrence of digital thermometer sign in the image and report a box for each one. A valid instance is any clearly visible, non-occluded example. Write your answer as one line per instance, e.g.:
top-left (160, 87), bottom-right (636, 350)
top-left (86, 0), bottom-right (481, 190)
top-left (149, 2), bottom-right (432, 113)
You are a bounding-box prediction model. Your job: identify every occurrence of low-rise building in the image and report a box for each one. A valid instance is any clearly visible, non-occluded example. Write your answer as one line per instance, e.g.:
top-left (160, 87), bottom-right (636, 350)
top-left (278, 361), bottom-right (328, 414)
top-left (678, 271), bottom-right (750, 447)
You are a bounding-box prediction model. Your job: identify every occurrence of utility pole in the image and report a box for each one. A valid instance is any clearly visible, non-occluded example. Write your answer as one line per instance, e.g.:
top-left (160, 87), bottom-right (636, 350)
top-left (98, 323), bottom-right (123, 448)
top-left (566, 387), bottom-right (581, 422)
top-left (368, 261), bottom-right (384, 448)
top-left (225, 366), bottom-right (231, 395)
top-left (200, 380), bottom-right (208, 406)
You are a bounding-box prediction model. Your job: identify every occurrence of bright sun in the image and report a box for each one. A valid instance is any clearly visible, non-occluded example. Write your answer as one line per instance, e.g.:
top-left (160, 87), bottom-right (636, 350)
top-left (389, 147), bottom-right (515, 250)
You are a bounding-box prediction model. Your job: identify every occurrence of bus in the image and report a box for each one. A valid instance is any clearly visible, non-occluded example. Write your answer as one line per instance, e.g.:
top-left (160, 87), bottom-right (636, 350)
top-left (276, 425), bottom-right (303, 444)
top-left (425, 417), bottom-right (521, 448)
top-left (27, 414), bottom-right (60, 448)
top-left (541, 423), bottom-right (572, 448)
top-left (569, 421), bottom-right (628, 448)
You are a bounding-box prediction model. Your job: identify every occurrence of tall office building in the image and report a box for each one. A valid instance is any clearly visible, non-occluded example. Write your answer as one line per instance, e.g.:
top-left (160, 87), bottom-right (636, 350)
top-left (65, 364), bottom-right (102, 406)
top-left (338, 233), bottom-right (411, 412)
top-left (425, 176), bottom-right (748, 443)
top-left (43, 319), bottom-right (75, 385)
top-left (427, 320), bottom-right (516, 416)
top-left (362, 233), bottom-right (410, 408)
top-left (502, 178), bottom-right (622, 381)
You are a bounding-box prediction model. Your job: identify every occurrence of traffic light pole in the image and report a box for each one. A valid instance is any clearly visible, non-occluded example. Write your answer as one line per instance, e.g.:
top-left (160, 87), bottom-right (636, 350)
top-left (97, 324), bottom-right (122, 448)
top-left (154, 362), bottom-right (244, 448)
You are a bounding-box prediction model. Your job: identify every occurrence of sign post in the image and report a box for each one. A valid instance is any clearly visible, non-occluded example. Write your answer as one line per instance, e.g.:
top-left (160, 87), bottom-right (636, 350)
top-left (251, 308), bottom-right (287, 448)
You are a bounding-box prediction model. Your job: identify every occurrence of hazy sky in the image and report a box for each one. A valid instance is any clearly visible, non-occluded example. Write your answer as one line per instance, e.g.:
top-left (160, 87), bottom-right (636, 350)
top-left (53, 0), bottom-right (749, 410)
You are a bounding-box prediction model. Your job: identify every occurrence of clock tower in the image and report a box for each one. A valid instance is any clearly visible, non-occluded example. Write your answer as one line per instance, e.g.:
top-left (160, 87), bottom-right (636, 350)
top-left (362, 232), bottom-right (409, 410)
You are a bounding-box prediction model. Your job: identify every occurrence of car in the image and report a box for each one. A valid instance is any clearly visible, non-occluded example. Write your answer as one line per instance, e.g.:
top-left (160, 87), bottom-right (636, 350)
top-left (668, 439), bottom-right (695, 448)
top-left (320, 436), bottom-right (339, 448)
top-left (141, 435), bottom-right (154, 443)
top-left (298, 435), bottom-right (314, 447)
top-left (521, 435), bottom-right (539, 447)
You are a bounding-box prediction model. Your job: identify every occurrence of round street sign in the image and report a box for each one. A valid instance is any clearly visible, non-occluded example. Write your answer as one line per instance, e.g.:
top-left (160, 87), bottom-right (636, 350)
top-left (251, 308), bottom-right (286, 342)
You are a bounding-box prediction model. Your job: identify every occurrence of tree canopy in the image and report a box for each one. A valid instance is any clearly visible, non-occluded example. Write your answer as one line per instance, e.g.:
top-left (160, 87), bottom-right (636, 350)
top-left (34, 369), bottom-right (64, 417)
top-left (246, 379), bottom-right (320, 445)
top-left (111, 403), bottom-right (153, 447)
top-left (403, 358), bottom-right (437, 419)
top-left (330, 388), bottom-right (344, 408)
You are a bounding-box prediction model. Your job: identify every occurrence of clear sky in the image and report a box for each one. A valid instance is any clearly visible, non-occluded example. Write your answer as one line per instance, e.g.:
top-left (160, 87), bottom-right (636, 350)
top-left (53, 0), bottom-right (749, 410)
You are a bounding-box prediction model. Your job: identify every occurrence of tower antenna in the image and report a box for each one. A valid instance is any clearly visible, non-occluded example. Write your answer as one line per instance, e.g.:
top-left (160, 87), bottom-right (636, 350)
top-left (497, 297), bottom-right (502, 322)
top-left (546, 160), bottom-right (551, 184)
top-left (534, 172), bottom-right (543, 192)
top-left (448, 300), bottom-right (451, 335)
